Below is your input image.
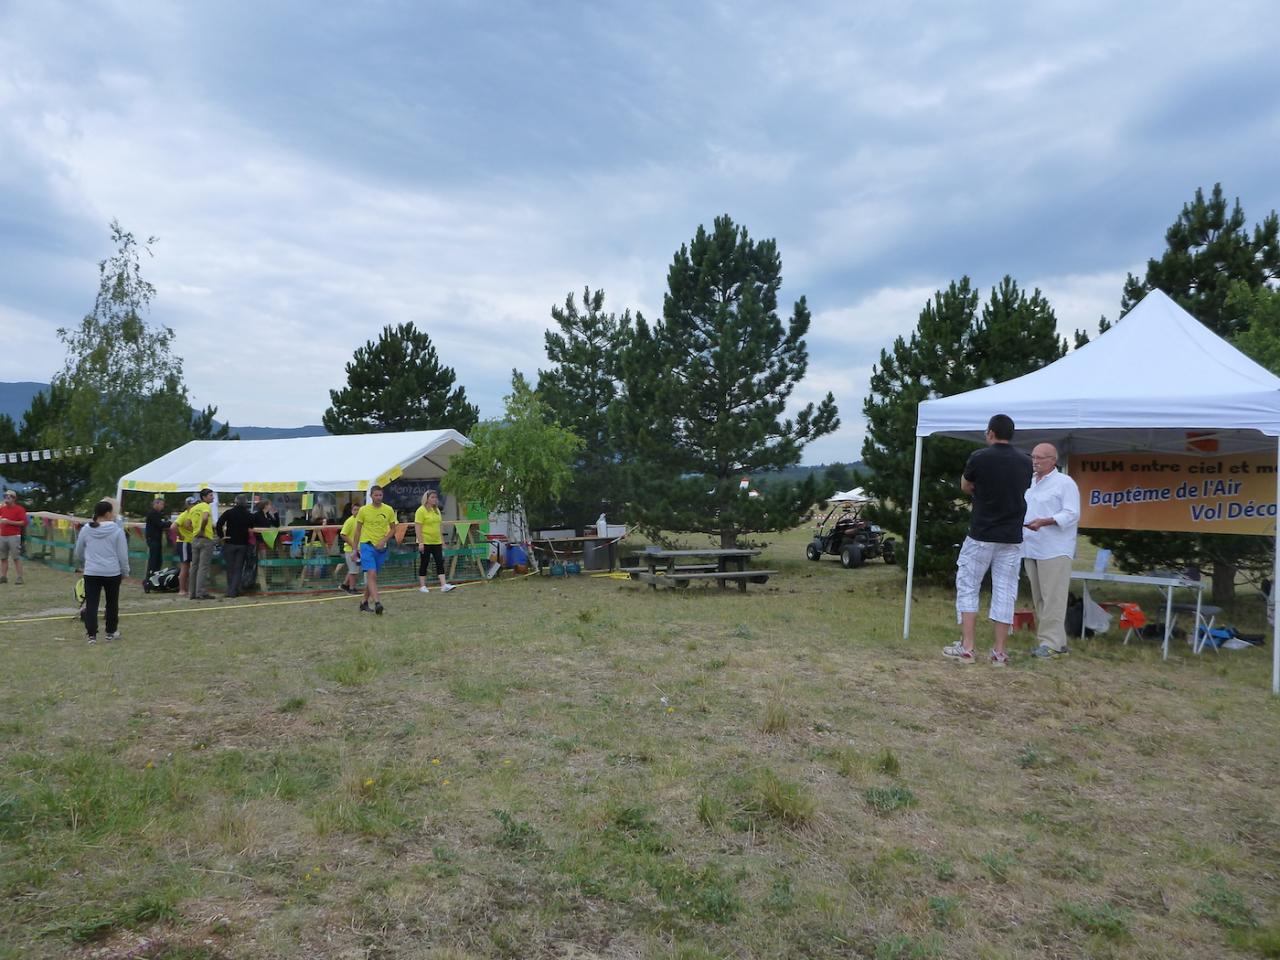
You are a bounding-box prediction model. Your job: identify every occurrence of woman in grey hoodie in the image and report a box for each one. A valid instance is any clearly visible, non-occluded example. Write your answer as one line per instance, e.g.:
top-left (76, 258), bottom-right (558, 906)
top-left (74, 500), bottom-right (131, 644)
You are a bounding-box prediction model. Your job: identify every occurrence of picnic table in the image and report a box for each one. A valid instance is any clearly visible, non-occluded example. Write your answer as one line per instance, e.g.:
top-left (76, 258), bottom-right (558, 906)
top-left (629, 548), bottom-right (776, 592)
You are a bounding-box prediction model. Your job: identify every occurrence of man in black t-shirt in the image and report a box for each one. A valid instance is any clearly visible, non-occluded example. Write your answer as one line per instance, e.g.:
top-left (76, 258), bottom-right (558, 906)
top-left (216, 495), bottom-right (256, 598)
top-left (943, 413), bottom-right (1033, 666)
top-left (143, 497), bottom-right (170, 578)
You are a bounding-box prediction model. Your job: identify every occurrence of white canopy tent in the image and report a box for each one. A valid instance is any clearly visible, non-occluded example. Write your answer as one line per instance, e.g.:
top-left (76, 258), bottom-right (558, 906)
top-left (901, 289), bottom-right (1280, 694)
top-left (830, 487), bottom-right (872, 503)
top-left (115, 429), bottom-right (499, 531)
top-left (117, 429), bottom-right (471, 499)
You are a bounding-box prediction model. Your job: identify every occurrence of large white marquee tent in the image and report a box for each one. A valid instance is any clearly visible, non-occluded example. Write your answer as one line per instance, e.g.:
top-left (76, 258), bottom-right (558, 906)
top-left (902, 289), bottom-right (1280, 694)
top-left (117, 429), bottom-right (471, 510)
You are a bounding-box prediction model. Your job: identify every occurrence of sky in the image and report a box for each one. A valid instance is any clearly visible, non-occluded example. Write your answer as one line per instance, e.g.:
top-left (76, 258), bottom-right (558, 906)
top-left (2, 1), bottom-right (1278, 465)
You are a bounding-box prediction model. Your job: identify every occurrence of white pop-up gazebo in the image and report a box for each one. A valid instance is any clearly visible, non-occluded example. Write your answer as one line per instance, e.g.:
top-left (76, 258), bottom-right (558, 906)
top-left (117, 429), bottom-right (470, 503)
top-left (901, 289), bottom-right (1280, 694)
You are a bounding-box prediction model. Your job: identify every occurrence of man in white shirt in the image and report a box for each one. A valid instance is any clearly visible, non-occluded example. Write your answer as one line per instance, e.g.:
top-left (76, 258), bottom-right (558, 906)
top-left (1023, 443), bottom-right (1080, 658)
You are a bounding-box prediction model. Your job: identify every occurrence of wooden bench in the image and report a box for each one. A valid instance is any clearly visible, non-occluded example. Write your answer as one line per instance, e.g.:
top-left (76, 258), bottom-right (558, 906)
top-left (634, 569), bottom-right (777, 592)
top-left (620, 563), bottom-right (719, 579)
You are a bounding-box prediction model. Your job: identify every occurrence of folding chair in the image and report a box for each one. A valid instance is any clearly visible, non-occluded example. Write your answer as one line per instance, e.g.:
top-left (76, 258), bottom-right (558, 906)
top-left (1116, 602), bottom-right (1146, 645)
top-left (1173, 603), bottom-right (1224, 654)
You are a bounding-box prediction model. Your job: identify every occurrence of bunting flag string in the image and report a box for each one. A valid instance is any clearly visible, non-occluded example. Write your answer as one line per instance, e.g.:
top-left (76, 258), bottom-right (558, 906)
top-left (0, 445), bottom-right (93, 465)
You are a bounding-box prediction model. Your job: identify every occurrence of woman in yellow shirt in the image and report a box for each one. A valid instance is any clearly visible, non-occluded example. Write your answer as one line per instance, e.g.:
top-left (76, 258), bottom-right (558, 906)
top-left (415, 490), bottom-right (454, 593)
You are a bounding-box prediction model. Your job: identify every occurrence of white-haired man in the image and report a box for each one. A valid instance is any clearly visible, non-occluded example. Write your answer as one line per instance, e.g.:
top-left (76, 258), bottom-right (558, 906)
top-left (1023, 443), bottom-right (1081, 658)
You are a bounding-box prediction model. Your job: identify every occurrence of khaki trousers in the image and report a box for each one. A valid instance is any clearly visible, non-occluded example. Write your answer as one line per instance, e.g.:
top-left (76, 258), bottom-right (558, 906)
top-left (1025, 556), bottom-right (1072, 651)
top-left (191, 537), bottom-right (215, 598)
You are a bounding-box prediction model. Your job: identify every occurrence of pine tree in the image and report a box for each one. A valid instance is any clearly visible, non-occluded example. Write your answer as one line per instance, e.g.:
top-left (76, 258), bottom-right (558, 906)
top-left (1121, 183), bottom-right (1280, 337)
top-left (1232, 282), bottom-right (1280, 373)
top-left (861, 277), bottom-right (1066, 579)
top-left (190, 405), bottom-right (235, 441)
top-left (11, 382), bottom-right (91, 512)
top-left (323, 322), bottom-right (479, 435)
top-left (1099, 186), bottom-right (1280, 602)
top-left (535, 287), bottom-right (632, 528)
top-left (617, 215), bottom-right (838, 547)
top-left (822, 462), bottom-right (855, 497)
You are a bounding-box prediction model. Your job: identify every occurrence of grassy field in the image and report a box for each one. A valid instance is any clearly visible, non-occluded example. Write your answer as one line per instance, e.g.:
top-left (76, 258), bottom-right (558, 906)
top-left (1, 527), bottom-right (1278, 959)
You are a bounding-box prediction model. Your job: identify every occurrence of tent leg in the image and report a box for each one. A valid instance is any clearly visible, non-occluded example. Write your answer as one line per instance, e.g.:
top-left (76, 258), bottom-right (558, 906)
top-left (903, 436), bottom-right (924, 639)
top-left (1274, 438), bottom-right (1279, 696)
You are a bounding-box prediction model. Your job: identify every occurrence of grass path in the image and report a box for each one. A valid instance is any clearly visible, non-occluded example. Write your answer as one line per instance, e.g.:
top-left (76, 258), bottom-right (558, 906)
top-left (1, 528), bottom-right (1278, 959)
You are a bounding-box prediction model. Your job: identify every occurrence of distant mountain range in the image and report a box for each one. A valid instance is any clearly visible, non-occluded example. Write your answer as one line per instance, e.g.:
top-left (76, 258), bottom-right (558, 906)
top-left (0, 381), bottom-right (328, 441)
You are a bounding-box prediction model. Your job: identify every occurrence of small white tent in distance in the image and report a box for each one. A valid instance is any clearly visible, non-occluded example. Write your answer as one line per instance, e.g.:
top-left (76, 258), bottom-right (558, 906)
top-left (902, 290), bottom-right (1280, 695)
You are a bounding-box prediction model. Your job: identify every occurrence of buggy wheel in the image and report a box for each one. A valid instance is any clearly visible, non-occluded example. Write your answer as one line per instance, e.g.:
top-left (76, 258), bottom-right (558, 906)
top-left (840, 543), bottom-right (864, 569)
top-left (805, 543), bottom-right (822, 561)
top-left (142, 580), bottom-right (151, 593)
top-left (882, 543), bottom-right (896, 565)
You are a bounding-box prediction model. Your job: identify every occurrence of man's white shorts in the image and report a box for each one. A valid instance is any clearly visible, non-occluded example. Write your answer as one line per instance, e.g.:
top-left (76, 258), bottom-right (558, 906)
top-left (955, 536), bottom-right (1021, 625)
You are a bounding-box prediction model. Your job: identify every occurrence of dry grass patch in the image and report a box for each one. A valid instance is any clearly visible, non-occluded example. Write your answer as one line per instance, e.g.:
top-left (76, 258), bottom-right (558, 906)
top-left (1, 528), bottom-right (1278, 958)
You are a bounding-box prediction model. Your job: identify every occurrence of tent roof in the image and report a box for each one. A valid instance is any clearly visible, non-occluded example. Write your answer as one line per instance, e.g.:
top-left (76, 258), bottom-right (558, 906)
top-left (916, 289), bottom-right (1280, 453)
top-left (118, 429), bottom-right (470, 494)
top-left (829, 487), bottom-right (872, 503)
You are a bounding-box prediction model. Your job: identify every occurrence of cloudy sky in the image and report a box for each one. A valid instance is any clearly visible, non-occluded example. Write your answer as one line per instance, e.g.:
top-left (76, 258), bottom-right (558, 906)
top-left (2, 1), bottom-right (1278, 464)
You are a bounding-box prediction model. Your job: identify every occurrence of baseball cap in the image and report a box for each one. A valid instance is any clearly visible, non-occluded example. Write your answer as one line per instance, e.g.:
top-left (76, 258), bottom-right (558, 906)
top-left (185, 495), bottom-right (198, 505)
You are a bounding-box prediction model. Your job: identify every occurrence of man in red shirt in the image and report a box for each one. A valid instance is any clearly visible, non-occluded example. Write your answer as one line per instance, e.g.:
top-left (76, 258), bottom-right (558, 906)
top-left (0, 489), bottom-right (28, 585)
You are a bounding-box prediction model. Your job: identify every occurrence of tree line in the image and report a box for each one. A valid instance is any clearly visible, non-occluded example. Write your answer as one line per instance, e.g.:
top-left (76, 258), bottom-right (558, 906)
top-left (2, 215), bottom-right (839, 549)
top-left (7, 185), bottom-right (1275, 580)
top-left (325, 215), bottom-right (840, 547)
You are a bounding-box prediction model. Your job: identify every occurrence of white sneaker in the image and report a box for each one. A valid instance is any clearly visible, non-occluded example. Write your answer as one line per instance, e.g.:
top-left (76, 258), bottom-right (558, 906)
top-left (441, 583), bottom-right (456, 593)
top-left (419, 585), bottom-right (430, 593)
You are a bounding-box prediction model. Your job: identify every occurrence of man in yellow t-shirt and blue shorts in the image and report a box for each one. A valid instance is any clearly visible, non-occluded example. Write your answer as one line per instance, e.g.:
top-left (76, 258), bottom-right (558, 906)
top-left (349, 485), bottom-right (397, 615)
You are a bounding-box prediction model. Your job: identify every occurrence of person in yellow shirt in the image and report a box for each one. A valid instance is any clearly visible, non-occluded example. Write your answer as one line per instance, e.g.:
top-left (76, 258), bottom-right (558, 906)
top-left (187, 488), bottom-right (217, 600)
top-left (175, 495), bottom-right (198, 596)
top-left (415, 489), bottom-right (454, 594)
top-left (349, 485), bottom-right (397, 614)
top-left (339, 506), bottom-right (361, 594)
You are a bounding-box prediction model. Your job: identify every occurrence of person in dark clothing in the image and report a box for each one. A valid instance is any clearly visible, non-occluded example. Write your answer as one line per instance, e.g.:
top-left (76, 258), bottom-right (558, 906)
top-left (216, 494), bottom-right (256, 598)
top-left (143, 496), bottom-right (171, 577)
top-left (943, 413), bottom-right (1034, 666)
top-left (251, 498), bottom-right (280, 528)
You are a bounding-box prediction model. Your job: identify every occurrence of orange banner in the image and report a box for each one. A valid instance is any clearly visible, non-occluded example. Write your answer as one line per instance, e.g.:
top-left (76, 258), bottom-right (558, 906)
top-left (1070, 452), bottom-right (1278, 536)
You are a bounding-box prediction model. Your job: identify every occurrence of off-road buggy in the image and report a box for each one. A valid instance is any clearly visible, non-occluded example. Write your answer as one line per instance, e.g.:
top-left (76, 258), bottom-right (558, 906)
top-left (805, 488), bottom-right (896, 568)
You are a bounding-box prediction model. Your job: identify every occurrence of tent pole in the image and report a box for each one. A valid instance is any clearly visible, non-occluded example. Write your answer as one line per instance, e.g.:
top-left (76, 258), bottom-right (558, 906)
top-left (1273, 437), bottom-right (1279, 696)
top-left (903, 436), bottom-right (924, 639)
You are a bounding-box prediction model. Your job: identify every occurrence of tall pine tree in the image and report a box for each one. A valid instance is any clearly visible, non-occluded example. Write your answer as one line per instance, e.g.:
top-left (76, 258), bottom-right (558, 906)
top-left (617, 215), bottom-right (838, 547)
top-left (1121, 183), bottom-right (1279, 337)
top-left (861, 277), bottom-right (1066, 579)
top-left (535, 287), bottom-right (632, 528)
top-left (1098, 185), bottom-right (1280, 602)
top-left (323, 322), bottom-right (479, 435)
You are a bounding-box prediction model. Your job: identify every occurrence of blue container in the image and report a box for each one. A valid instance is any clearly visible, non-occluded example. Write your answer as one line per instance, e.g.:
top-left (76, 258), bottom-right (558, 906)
top-left (506, 544), bottom-right (527, 568)
top-left (565, 561), bottom-right (582, 576)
